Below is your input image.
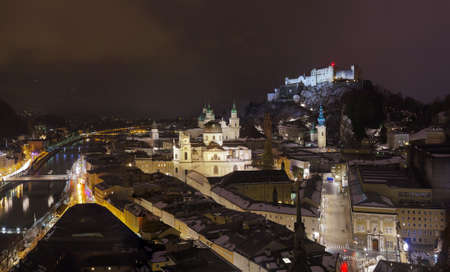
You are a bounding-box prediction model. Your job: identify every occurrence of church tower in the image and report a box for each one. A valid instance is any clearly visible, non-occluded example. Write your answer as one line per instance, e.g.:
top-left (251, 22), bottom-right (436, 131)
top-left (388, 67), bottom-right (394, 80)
top-left (151, 121), bottom-right (159, 140)
top-left (205, 104), bottom-right (215, 123)
top-left (229, 103), bottom-right (240, 139)
top-left (178, 132), bottom-right (192, 162)
top-left (317, 105), bottom-right (326, 148)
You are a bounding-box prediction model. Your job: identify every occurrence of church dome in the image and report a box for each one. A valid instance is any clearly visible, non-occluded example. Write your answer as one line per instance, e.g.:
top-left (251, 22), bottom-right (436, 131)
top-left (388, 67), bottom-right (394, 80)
top-left (204, 121), bottom-right (222, 133)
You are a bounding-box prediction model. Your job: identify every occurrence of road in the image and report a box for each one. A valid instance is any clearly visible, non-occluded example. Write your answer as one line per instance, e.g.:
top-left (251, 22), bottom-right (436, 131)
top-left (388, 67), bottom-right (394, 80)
top-left (320, 179), bottom-right (352, 251)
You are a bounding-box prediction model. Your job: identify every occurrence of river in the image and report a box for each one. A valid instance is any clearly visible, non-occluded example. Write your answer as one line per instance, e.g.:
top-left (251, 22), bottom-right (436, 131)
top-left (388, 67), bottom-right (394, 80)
top-left (0, 147), bottom-right (80, 252)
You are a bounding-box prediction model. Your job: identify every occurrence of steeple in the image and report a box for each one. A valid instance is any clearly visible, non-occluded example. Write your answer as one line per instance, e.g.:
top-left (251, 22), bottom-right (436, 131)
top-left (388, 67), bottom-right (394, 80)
top-left (317, 105), bottom-right (325, 126)
top-left (231, 102), bottom-right (237, 113)
top-left (317, 105), bottom-right (326, 148)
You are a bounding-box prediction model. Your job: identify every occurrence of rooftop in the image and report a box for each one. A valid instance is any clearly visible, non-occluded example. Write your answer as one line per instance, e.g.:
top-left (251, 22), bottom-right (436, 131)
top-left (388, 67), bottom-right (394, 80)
top-left (219, 170), bottom-right (290, 186)
top-left (358, 165), bottom-right (429, 189)
top-left (13, 204), bottom-right (150, 271)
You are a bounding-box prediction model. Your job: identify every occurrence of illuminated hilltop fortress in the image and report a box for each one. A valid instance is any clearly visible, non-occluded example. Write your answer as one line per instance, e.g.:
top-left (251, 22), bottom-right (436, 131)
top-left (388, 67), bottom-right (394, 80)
top-left (267, 63), bottom-right (358, 102)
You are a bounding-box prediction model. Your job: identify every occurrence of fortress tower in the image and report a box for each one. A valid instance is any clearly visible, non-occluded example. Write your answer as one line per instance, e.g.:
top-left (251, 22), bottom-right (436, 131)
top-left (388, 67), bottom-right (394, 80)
top-left (317, 105), bottom-right (326, 149)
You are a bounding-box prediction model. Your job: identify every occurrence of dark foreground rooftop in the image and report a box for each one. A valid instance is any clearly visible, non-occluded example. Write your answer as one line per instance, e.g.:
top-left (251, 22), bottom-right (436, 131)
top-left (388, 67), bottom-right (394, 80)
top-left (12, 204), bottom-right (149, 272)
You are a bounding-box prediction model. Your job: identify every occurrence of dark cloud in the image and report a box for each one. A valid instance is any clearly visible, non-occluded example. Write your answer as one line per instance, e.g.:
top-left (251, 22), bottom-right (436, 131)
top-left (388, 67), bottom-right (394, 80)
top-left (1, 0), bottom-right (449, 117)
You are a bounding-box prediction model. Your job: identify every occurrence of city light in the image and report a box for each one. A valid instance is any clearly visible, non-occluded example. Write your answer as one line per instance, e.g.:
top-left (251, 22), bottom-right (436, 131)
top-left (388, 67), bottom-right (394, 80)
top-left (403, 242), bottom-right (409, 252)
top-left (282, 257), bottom-right (291, 264)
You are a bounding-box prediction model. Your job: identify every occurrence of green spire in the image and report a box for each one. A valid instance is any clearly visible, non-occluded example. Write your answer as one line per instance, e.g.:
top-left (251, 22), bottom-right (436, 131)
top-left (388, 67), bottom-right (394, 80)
top-left (231, 102), bottom-right (237, 113)
top-left (318, 105), bottom-right (325, 126)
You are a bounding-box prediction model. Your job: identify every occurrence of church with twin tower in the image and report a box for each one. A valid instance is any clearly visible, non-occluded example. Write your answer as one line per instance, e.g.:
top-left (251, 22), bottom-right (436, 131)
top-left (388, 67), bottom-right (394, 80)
top-left (198, 103), bottom-right (240, 141)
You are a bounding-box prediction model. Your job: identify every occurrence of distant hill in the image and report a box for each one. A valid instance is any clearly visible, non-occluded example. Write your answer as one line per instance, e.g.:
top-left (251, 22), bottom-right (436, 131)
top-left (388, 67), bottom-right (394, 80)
top-left (243, 81), bottom-right (446, 144)
top-left (0, 98), bottom-right (27, 138)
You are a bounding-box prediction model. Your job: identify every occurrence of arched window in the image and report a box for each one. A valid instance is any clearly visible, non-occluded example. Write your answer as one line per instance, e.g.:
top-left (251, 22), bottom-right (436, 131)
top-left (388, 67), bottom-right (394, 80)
top-left (213, 165), bottom-right (219, 175)
top-left (184, 152), bottom-right (188, 160)
top-left (213, 154), bottom-right (218, 160)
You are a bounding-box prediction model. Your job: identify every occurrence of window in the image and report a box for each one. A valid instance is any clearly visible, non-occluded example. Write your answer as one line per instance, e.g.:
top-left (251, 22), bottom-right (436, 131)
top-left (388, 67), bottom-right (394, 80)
top-left (175, 168), bottom-right (178, 173)
top-left (385, 241), bottom-right (393, 249)
top-left (213, 165), bottom-right (219, 175)
top-left (357, 225), bottom-right (365, 232)
top-left (184, 152), bottom-right (188, 160)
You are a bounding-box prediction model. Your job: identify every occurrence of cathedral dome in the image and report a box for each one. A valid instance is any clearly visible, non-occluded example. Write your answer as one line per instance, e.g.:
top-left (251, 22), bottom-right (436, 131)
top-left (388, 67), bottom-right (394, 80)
top-left (204, 121), bottom-right (222, 133)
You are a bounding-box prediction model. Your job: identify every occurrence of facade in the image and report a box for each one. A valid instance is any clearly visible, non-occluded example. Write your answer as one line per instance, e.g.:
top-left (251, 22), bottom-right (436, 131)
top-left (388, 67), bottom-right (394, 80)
top-left (397, 207), bottom-right (446, 246)
top-left (173, 121), bottom-right (252, 179)
top-left (198, 104), bottom-right (240, 141)
top-left (387, 131), bottom-right (409, 149)
top-left (135, 158), bottom-right (174, 175)
top-left (349, 164), bottom-right (447, 258)
top-left (352, 207), bottom-right (398, 253)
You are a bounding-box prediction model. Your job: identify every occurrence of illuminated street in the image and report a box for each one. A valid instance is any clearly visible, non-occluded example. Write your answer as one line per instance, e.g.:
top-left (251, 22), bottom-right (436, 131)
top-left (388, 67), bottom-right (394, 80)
top-left (320, 179), bottom-right (352, 250)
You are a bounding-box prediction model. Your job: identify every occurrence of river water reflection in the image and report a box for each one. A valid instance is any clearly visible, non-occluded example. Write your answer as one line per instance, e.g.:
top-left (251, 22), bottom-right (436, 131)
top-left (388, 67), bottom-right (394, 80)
top-left (0, 148), bottom-right (79, 231)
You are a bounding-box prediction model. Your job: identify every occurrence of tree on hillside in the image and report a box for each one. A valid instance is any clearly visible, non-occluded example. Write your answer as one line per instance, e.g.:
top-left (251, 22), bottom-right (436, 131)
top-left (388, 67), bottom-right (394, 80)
top-left (341, 89), bottom-right (385, 140)
top-left (262, 113), bottom-right (274, 169)
top-left (0, 98), bottom-right (28, 140)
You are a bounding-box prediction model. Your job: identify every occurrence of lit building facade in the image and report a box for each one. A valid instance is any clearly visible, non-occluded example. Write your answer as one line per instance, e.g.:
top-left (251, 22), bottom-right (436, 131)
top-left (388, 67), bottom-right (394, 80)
top-left (173, 121), bottom-right (251, 179)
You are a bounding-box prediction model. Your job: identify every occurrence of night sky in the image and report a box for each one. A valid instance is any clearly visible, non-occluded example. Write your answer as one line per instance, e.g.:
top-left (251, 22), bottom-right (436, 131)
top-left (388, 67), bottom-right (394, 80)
top-left (1, 1), bottom-right (449, 118)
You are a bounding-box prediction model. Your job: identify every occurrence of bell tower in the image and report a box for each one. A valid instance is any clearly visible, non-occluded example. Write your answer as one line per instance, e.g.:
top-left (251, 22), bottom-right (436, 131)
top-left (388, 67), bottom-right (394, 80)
top-left (229, 103), bottom-right (240, 139)
top-left (179, 132), bottom-right (192, 162)
top-left (317, 105), bottom-right (326, 149)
